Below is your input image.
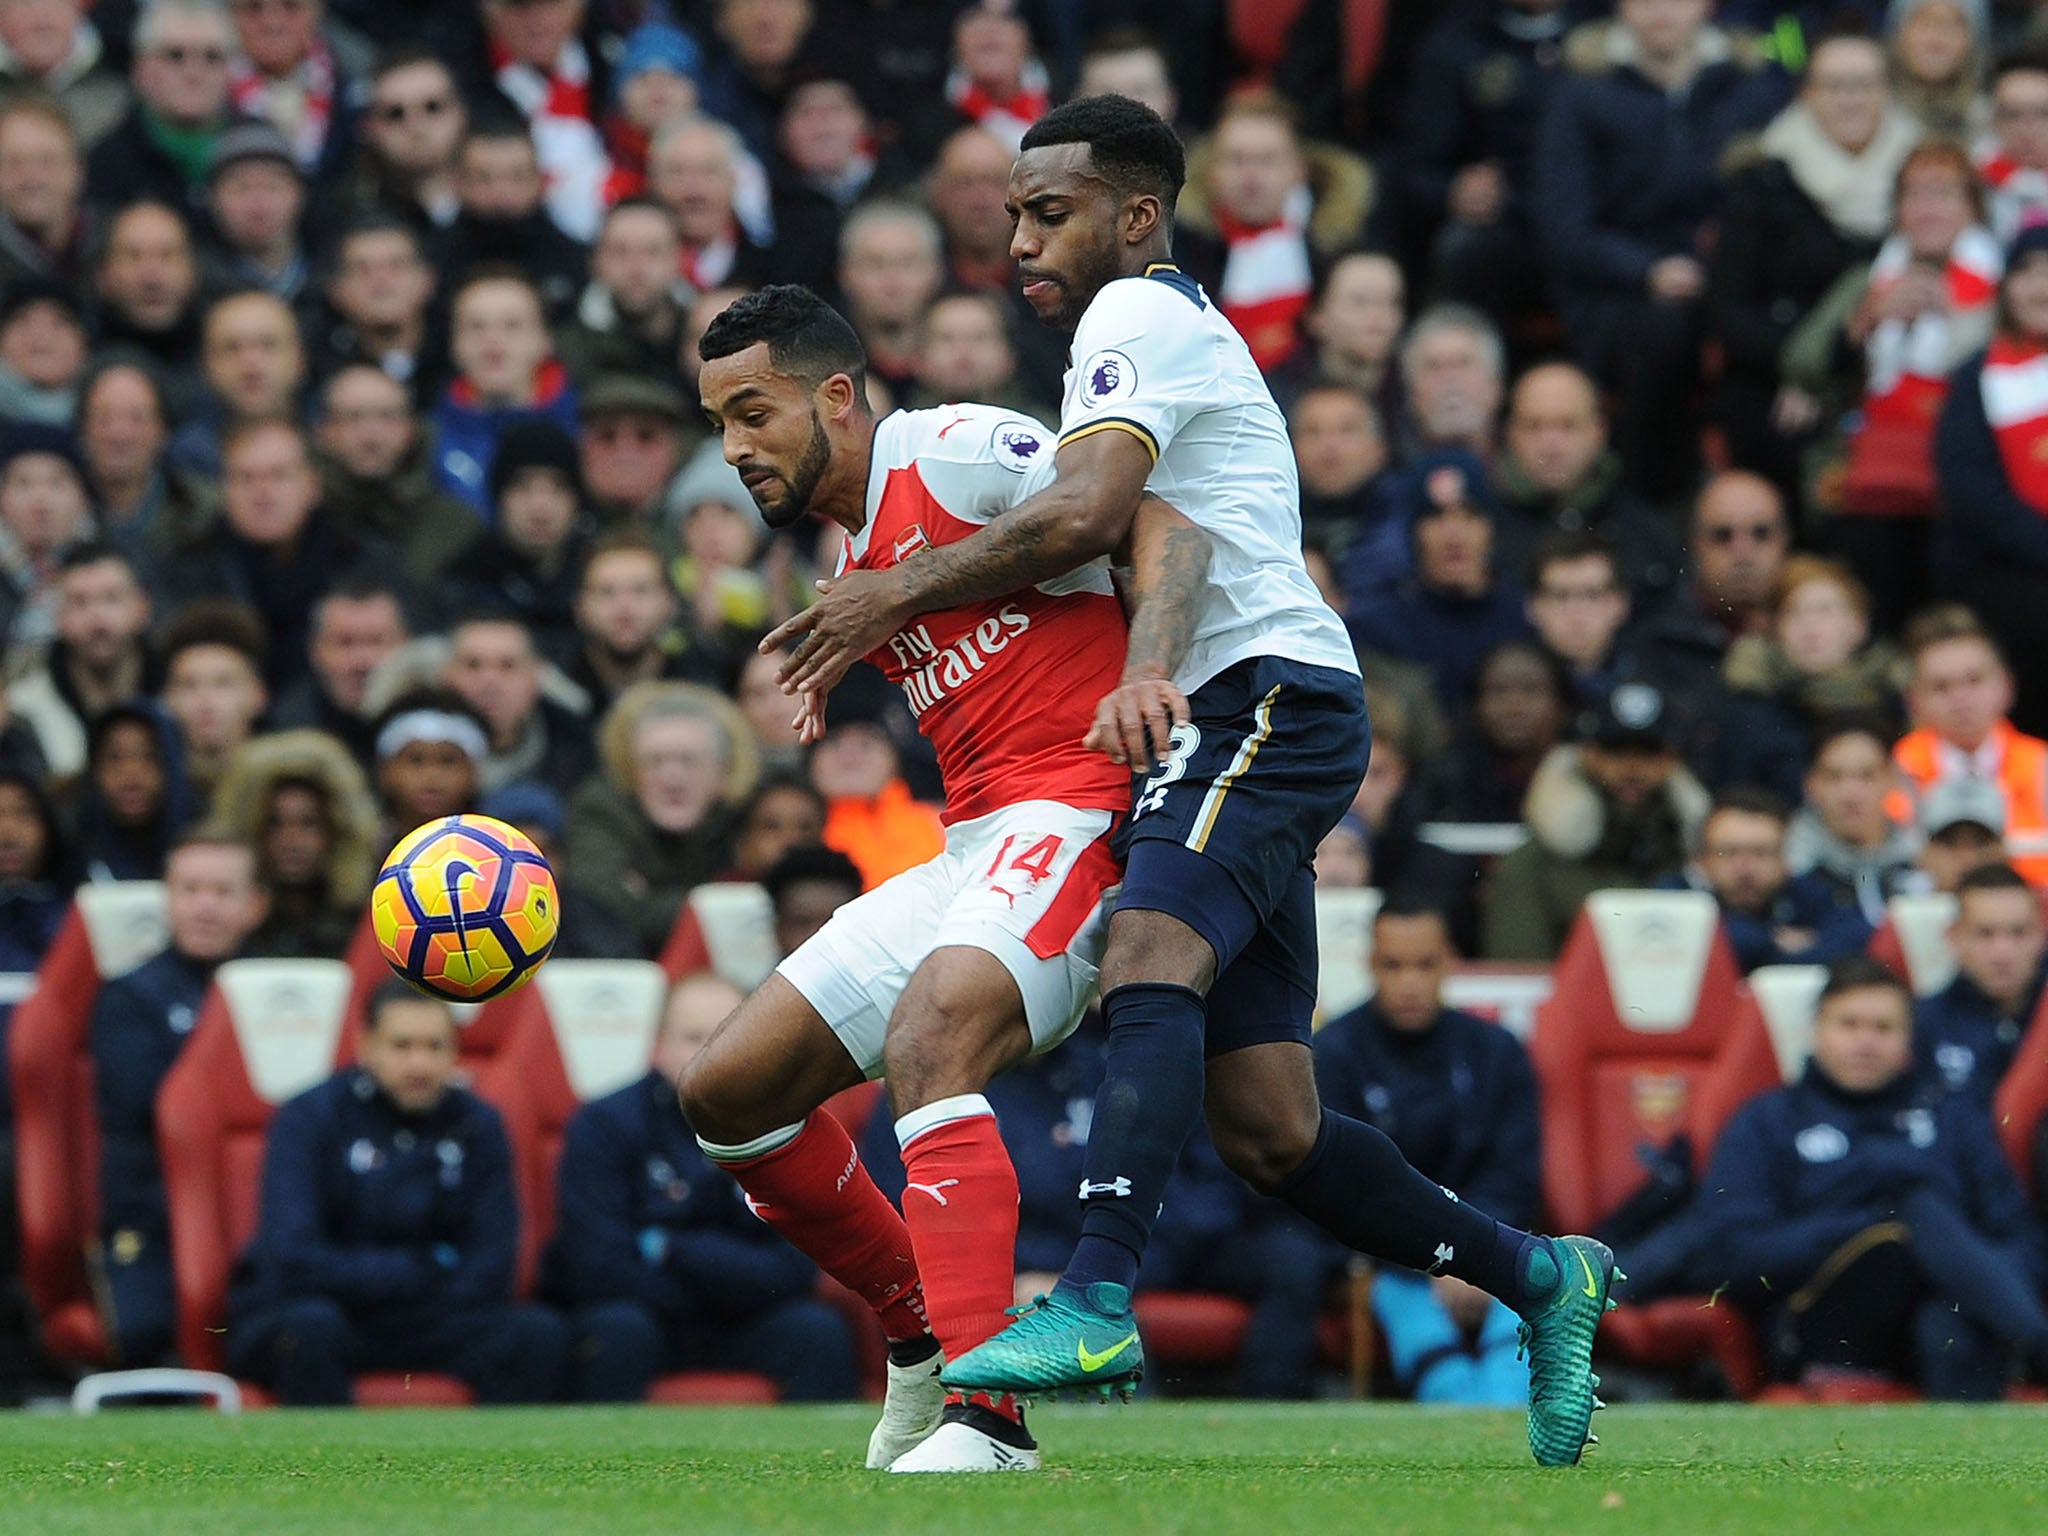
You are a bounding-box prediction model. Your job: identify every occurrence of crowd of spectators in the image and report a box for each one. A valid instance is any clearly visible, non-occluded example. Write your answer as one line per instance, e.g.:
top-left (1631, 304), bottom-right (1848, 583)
top-left (5, 0), bottom-right (2048, 1406)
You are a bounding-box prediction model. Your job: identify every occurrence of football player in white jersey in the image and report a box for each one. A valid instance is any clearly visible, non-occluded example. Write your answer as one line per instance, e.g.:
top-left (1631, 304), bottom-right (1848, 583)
top-left (765, 95), bottom-right (1614, 1467)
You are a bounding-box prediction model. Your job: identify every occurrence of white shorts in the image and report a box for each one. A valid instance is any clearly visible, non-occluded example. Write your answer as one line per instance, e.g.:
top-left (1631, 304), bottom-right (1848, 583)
top-left (777, 799), bottom-right (1120, 1079)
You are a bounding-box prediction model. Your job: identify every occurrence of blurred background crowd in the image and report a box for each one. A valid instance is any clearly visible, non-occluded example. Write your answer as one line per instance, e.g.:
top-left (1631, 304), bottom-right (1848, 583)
top-left (7, 0), bottom-right (2048, 1411)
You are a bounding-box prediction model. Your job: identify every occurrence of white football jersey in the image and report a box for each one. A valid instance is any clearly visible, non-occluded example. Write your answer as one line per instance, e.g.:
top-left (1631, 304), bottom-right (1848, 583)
top-left (1057, 263), bottom-right (1359, 692)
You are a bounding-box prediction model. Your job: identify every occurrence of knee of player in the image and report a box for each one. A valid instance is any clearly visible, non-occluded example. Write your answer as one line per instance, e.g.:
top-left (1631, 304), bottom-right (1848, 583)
top-left (1099, 912), bottom-right (1216, 995)
top-left (1208, 1104), bottom-right (1320, 1194)
top-left (675, 1049), bottom-right (747, 1141)
top-left (880, 1016), bottom-right (974, 1108)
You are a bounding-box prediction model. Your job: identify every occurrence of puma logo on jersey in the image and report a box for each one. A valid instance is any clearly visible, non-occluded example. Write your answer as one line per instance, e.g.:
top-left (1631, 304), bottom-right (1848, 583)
top-left (906, 1179), bottom-right (961, 1206)
top-left (886, 606), bottom-right (1033, 718)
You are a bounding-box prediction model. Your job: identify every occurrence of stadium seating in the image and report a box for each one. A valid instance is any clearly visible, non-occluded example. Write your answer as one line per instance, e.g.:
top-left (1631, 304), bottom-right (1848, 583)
top-left (1866, 893), bottom-right (1960, 997)
top-left (154, 959), bottom-right (473, 1406)
top-left (471, 960), bottom-right (670, 1292)
top-left (1313, 886), bottom-right (1381, 1020)
top-left (10, 882), bottom-right (168, 1366)
top-left (1992, 985), bottom-right (2048, 1196)
top-left (1530, 891), bottom-right (1779, 1396)
top-left (1747, 965), bottom-right (1829, 1082)
top-left (474, 960), bottom-right (882, 1402)
top-left (657, 882), bottom-right (779, 987)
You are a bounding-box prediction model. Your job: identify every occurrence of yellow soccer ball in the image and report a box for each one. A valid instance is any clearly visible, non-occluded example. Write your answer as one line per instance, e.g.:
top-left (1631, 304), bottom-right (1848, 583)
top-left (372, 814), bottom-right (560, 1002)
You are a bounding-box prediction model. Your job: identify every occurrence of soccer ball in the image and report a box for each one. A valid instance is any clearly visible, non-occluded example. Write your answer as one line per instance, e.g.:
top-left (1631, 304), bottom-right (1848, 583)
top-left (372, 815), bottom-right (560, 1002)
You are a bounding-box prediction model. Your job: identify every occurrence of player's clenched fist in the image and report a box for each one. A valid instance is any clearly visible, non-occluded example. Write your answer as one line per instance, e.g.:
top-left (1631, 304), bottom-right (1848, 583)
top-left (1083, 675), bottom-right (1189, 768)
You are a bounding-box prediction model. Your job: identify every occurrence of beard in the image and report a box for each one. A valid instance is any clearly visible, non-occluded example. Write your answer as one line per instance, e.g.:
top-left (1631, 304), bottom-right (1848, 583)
top-left (756, 409), bottom-right (833, 529)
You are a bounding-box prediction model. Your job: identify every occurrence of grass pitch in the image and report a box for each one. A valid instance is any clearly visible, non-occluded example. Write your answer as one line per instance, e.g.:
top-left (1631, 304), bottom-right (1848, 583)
top-left (4, 1402), bottom-right (2045, 1536)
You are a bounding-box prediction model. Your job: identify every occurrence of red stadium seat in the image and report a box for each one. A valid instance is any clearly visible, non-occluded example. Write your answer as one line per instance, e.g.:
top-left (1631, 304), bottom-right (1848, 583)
top-left (472, 960), bottom-right (669, 1292)
top-left (1530, 891), bottom-right (1780, 1395)
top-left (657, 882), bottom-right (778, 986)
top-left (157, 959), bottom-right (474, 1405)
top-left (475, 960), bottom-right (818, 1403)
top-left (1747, 965), bottom-right (1829, 1082)
top-left (1133, 1292), bottom-right (1252, 1365)
top-left (1866, 893), bottom-right (1960, 997)
top-left (9, 882), bottom-right (168, 1366)
top-left (1993, 985), bottom-right (2048, 1195)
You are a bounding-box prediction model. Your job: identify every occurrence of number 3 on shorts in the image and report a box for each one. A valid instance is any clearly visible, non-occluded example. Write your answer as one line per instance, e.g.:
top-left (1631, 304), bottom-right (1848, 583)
top-left (1133, 724), bottom-right (1201, 821)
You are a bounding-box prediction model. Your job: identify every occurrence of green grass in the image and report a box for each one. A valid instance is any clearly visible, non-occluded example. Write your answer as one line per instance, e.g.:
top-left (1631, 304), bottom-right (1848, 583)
top-left (3, 1402), bottom-right (2045, 1536)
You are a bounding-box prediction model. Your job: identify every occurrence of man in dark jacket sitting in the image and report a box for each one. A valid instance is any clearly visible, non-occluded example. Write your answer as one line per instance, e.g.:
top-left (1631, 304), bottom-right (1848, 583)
top-left (1664, 788), bottom-right (1873, 973)
top-left (225, 981), bottom-right (569, 1404)
top-left (94, 834), bottom-right (267, 1364)
top-left (1915, 863), bottom-right (2046, 1107)
top-left (1315, 899), bottom-right (1542, 1403)
top-left (1699, 957), bottom-right (2048, 1399)
top-left (555, 972), bottom-right (857, 1401)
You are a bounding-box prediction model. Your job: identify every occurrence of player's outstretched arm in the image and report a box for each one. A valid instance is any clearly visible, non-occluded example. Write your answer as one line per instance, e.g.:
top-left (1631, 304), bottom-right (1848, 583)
top-left (1086, 494), bottom-right (1208, 769)
top-left (763, 429), bottom-right (1154, 695)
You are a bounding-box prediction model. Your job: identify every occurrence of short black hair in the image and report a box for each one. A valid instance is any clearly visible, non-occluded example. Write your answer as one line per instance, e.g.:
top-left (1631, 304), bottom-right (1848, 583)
top-left (761, 843), bottom-right (863, 907)
top-left (159, 599), bottom-right (268, 674)
top-left (1956, 862), bottom-right (2034, 901)
top-left (1019, 93), bottom-right (1186, 208)
top-left (1708, 786), bottom-right (1790, 826)
top-left (57, 539), bottom-right (136, 579)
top-left (1372, 893), bottom-right (1452, 938)
top-left (699, 284), bottom-right (870, 397)
top-left (1805, 713), bottom-right (1895, 767)
top-left (365, 975), bottom-right (453, 1031)
top-left (1994, 40), bottom-right (2048, 86)
top-left (1817, 954), bottom-right (1912, 1012)
top-left (1527, 528), bottom-right (1622, 593)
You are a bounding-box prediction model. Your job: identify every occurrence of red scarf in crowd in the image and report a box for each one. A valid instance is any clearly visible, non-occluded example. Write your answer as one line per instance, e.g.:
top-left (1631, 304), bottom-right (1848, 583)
top-left (944, 60), bottom-right (1049, 151)
top-left (1982, 333), bottom-right (2048, 514)
top-left (228, 39), bottom-right (334, 172)
top-left (679, 226), bottom-right (741, 290)
top-left (1978, 151), bottom-right (2048, 242)
top-left (1860, 225), bottom-right (2002, 439)
top-left (450, 358), bottom-right (571, 412)
top-left (1214, 185), bottom-right (1314, 372)
top-left (490, 39), bottom-right (610, 241)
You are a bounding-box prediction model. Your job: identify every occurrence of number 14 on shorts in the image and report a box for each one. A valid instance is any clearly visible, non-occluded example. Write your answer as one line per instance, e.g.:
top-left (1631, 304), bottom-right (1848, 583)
top-left (982, 832), bottom-right (1065, 905)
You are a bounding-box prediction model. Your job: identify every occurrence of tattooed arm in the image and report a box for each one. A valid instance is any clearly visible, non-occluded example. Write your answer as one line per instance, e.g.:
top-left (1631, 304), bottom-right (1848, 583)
top-left (1085, 495), bottom-right (1210, 768)
top-left (764, 429), bottom-right (1154, 694)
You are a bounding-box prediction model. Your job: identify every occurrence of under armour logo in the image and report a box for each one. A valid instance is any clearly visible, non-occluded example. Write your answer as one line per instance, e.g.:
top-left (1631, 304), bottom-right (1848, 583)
top-left (1428, 1242), bottom-right (1455, 1274)
top-left (1079, 1177), bottom-right (1133, 1200)
top-left (906, 1179), bottom-right (961, 1207)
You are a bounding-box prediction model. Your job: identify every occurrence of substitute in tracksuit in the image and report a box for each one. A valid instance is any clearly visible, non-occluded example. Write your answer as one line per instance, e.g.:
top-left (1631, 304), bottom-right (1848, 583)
top-left (553, 974), bottom-right (857, 1402)
top-left (1700, 956), bottom-right (2048, 1399)
top-left (863, 1019), bottom-right (1329, 1398)
top-left (1915, 863), bottom-right (2046, 1106)
top-left (1314, 899), bottom-right (1543, 1404)
top-left (94, 835), bottom-right (268, 1364)
top-left (226, 981), bottom-right (568, 1404)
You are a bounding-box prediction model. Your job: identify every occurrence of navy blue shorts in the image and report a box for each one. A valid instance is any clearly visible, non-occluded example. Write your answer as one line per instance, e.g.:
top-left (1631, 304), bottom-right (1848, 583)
top-left (1113, 657), bottom-right (1370, 1055)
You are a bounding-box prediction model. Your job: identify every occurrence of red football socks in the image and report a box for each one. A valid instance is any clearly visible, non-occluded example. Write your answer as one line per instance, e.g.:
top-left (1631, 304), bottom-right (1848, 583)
top-left (897, 1107), bottom-right (1021, 1368)
top-left (716, 1108), bottom-right (929, 1342)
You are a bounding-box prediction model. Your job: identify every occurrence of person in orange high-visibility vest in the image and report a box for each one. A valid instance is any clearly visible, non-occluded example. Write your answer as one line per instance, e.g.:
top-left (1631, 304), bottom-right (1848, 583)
top-left (1888, 605), bottom-right (2048, 885)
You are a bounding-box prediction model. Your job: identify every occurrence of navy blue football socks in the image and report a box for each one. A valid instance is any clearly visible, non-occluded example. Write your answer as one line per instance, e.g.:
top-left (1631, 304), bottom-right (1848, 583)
top-left (1274, 1111), bottom-right (1557, 1314)
top-left (1058, 982), bottom-right (1208, 1296)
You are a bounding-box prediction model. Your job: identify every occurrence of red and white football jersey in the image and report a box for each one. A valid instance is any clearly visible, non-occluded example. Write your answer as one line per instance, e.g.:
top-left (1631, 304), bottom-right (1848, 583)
top-left (837, 404), bottom-right (1130, 825)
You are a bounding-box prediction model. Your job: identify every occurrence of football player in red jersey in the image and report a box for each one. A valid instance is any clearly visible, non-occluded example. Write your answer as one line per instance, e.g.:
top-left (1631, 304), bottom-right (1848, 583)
top-left (676, 284), bottom-right (1207, 1473)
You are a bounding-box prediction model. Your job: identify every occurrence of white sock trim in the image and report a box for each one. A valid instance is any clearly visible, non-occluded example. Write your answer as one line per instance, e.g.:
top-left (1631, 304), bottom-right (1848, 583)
top-left (697, 1121), bottom-right (805, 1163)
top-left (895, 1093), bottom-right (995, 1150)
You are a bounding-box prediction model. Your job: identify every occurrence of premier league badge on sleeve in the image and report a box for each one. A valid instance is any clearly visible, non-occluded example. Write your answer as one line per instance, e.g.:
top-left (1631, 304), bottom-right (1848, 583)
top-left (1076, 349), bottom-right (1138, 410)
top-left (990, 420), bottom-right (1045, 472)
